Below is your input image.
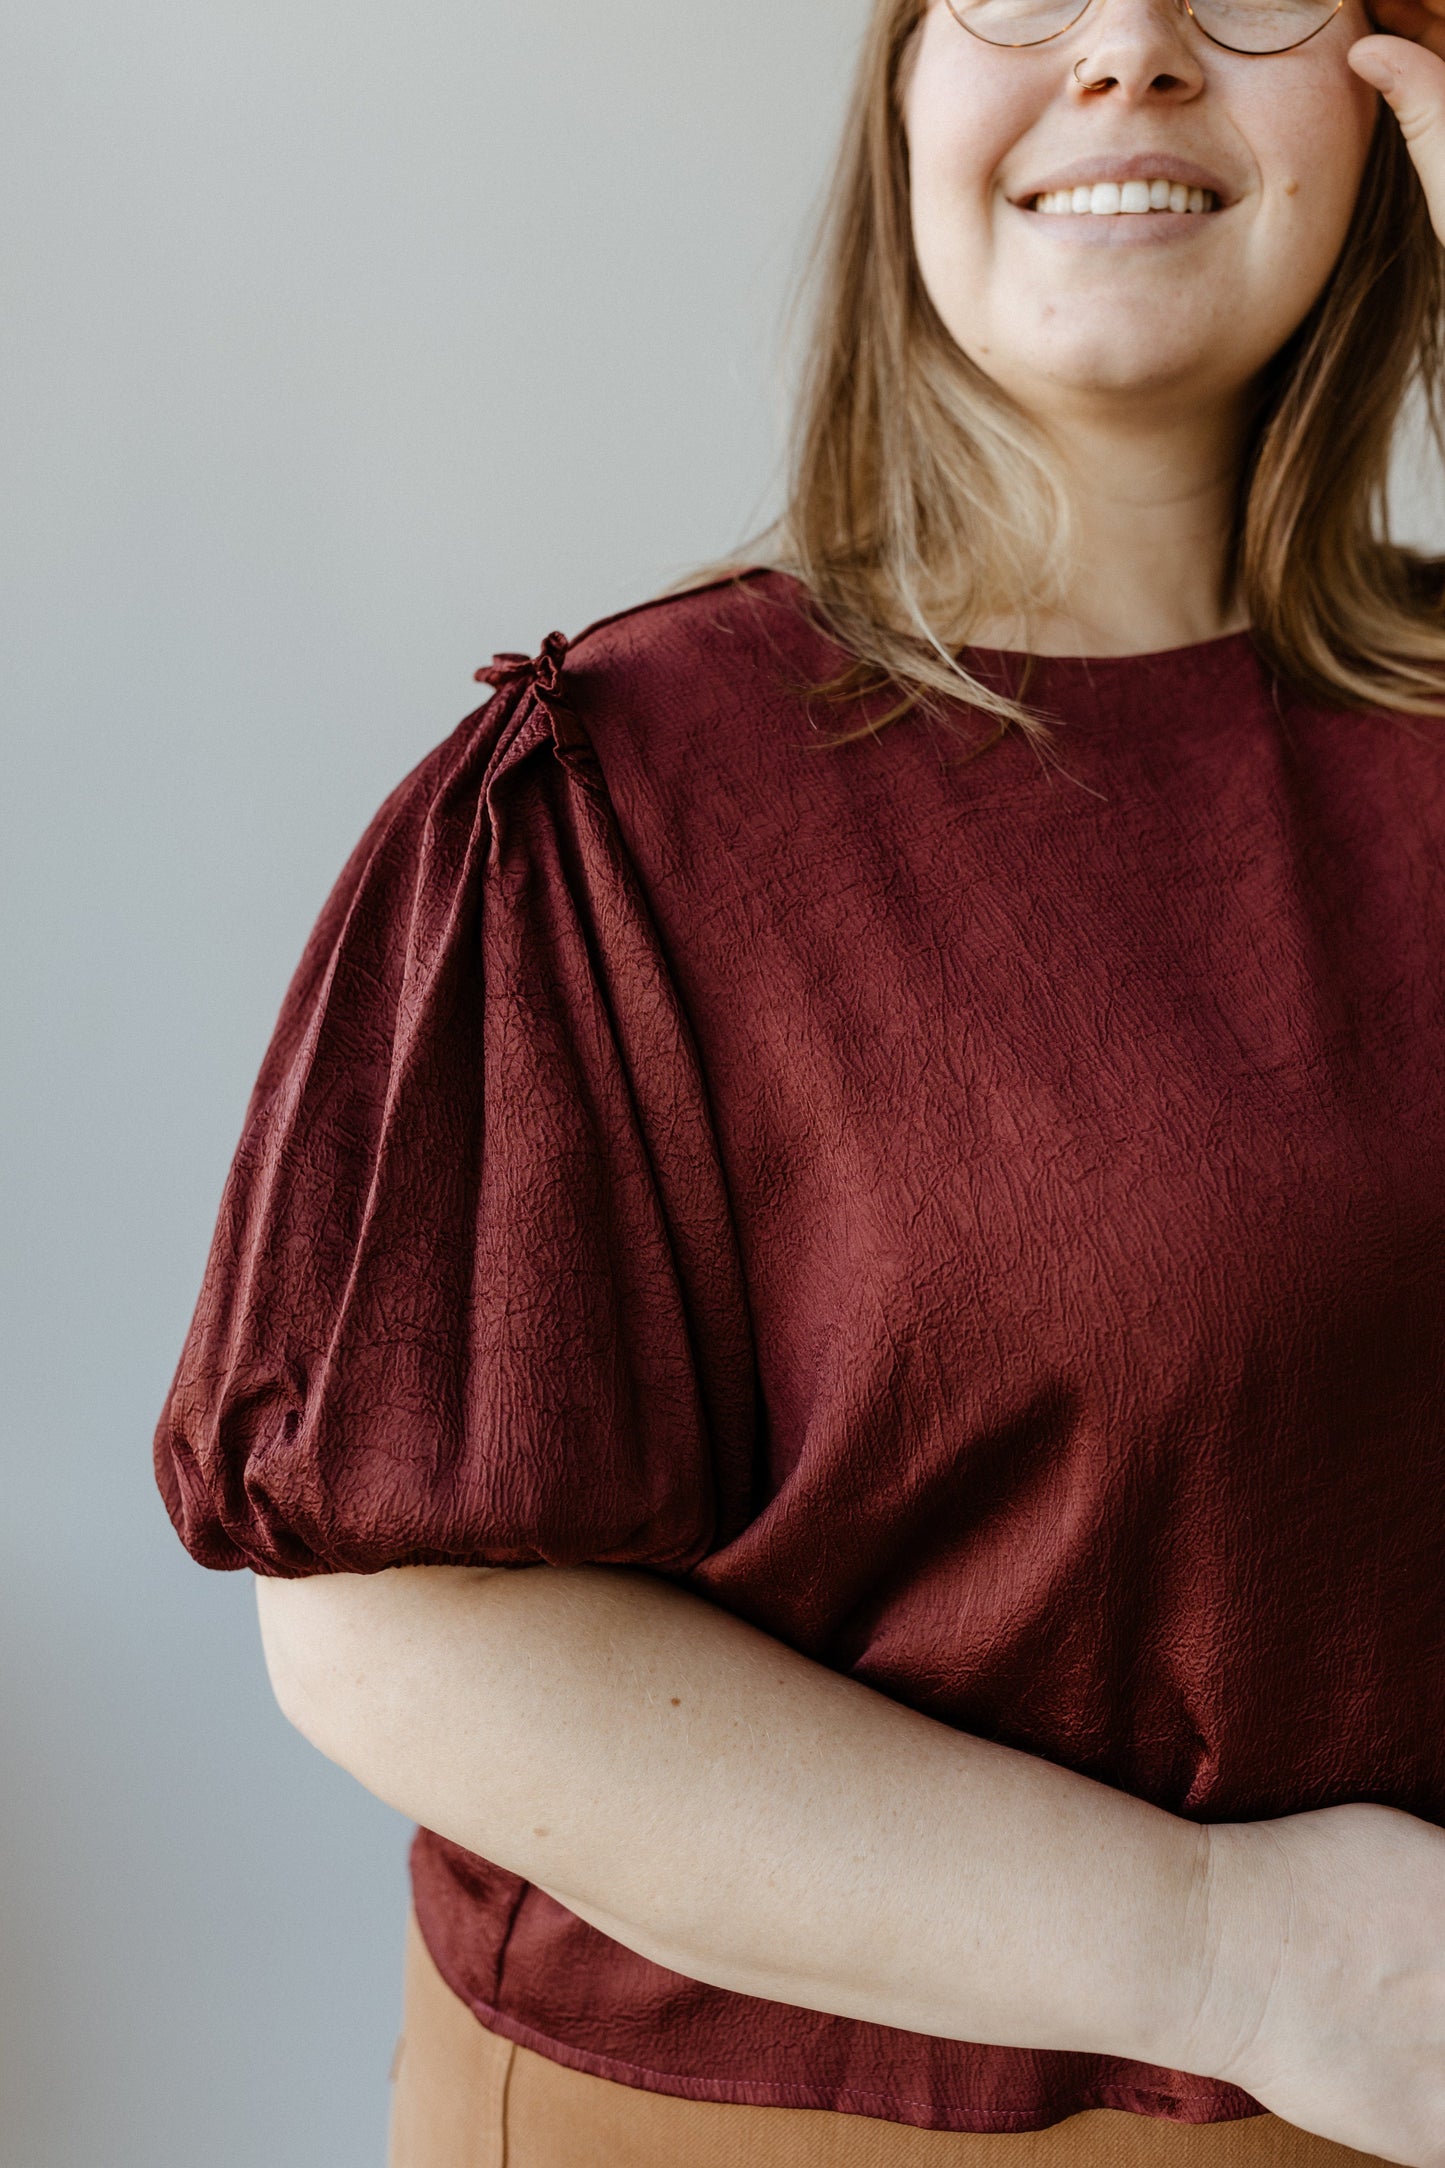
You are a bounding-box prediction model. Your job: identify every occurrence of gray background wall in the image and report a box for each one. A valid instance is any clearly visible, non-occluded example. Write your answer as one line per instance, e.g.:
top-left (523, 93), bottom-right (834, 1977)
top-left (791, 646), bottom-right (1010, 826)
top-left (1, 5), bottom-right (868, 2161)
top-left (3, 3), bottom-right (1442, 2163)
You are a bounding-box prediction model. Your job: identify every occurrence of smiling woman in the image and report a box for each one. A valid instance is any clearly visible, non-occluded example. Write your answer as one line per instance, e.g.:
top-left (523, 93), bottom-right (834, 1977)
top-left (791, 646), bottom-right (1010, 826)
top-left (154, 0), bottom-right (1445, 2163)
top-left (666, 0), bottom-right (1445, 744)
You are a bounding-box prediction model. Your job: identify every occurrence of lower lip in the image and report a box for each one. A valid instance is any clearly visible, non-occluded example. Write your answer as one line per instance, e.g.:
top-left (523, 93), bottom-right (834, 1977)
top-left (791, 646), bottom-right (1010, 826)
top-left (1011, 201), bottom-right (1226, 243)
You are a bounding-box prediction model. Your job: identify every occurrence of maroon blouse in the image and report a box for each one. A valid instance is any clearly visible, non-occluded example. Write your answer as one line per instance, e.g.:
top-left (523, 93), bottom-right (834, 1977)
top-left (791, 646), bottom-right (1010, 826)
top-left (153, 567), bottom-right (1445, 2134)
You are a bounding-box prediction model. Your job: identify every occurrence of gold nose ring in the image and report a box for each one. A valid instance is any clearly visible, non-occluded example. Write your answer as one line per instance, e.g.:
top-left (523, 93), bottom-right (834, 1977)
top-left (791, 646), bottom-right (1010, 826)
top-left (1073, 54), bottom-right (1108, 81)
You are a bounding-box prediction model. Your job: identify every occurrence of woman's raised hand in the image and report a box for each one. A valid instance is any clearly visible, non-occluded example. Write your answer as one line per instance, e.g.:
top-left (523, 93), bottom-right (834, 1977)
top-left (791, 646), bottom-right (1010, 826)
top-left (1349, 0), bottom-right (1445, 240)
top-left (1198, 1800), bottom-right (1445, 2168)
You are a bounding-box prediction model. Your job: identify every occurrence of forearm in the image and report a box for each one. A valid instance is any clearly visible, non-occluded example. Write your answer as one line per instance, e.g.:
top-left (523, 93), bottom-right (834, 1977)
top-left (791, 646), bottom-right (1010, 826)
top-left (258, 1562), bottom-right (1222, 2067)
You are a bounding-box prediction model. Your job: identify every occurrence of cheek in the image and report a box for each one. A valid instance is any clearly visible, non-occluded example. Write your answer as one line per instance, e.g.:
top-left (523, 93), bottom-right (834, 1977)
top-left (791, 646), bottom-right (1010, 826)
top-left (1241, 58), bottom-right (1378, 281)
top-left (906, 68), bottom-right (1031, 325)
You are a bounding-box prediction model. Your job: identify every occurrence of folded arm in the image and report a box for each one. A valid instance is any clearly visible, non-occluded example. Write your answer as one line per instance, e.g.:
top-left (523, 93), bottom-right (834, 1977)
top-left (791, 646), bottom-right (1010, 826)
top-left (256, 1560), bottom-right (1263, 2070)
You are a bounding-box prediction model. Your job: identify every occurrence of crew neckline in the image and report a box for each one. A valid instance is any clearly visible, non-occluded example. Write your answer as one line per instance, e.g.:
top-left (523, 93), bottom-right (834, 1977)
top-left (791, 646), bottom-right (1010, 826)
top-left (748, 567), bottom-right (1256, 669)
top-left (956, 626), bottom-right (1256, 666)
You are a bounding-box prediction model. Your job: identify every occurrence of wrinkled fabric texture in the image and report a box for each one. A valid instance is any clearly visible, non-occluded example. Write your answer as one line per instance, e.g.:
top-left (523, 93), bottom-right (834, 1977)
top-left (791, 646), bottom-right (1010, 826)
top-left (154, 567), bottom-right (1445, 2134)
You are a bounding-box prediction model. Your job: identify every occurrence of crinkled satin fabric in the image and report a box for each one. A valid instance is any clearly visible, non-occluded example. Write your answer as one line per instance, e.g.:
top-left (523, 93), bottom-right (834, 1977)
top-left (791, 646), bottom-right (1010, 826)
top-left (155, 569), bottom-right (1445, 2133)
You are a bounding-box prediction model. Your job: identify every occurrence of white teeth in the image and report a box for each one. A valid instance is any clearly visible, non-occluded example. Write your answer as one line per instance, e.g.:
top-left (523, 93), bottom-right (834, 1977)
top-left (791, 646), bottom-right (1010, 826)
top-left (1030, 178), bottom-right (1218, 215)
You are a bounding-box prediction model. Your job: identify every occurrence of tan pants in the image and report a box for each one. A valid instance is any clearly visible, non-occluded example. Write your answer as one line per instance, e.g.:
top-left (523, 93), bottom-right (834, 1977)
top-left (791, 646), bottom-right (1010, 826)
top-left (386, 1904), bottom-right (1388, 2168)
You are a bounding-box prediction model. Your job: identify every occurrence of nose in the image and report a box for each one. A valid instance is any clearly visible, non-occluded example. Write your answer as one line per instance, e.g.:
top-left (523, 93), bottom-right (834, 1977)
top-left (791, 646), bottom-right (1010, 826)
top-left (1066, 0), bottom-right (1208, 100)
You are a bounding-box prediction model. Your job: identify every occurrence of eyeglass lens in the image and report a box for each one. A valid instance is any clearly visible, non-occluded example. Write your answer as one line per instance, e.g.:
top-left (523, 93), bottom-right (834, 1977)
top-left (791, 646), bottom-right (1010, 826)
top-left (948, 0), bottom-right (1339, 54)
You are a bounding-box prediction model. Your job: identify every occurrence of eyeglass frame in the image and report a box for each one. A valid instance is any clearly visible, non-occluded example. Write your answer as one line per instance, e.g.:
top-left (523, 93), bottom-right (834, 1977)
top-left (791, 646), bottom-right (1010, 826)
top-left (944, 0), bottom-right (1346, 57)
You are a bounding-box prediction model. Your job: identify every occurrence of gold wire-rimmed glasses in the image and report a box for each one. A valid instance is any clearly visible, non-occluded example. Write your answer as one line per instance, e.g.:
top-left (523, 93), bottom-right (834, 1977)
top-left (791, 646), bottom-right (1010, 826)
top-left (945, 0), bottom-right (1346, 54)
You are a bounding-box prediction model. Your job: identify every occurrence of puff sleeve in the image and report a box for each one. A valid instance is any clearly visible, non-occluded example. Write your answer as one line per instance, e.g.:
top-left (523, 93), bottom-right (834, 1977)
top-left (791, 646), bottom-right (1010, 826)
top-left (152, 633), bottom-right (758, 1579)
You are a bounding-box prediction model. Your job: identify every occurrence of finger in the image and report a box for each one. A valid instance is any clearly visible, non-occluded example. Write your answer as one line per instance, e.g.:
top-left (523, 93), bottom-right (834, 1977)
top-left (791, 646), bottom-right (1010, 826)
top-left (1348, 32), bottom-right (1445, 234)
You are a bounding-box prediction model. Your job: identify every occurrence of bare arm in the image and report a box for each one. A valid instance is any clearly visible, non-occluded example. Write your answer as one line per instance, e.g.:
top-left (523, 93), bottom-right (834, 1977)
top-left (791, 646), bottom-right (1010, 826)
top-left (256, 1561), bottom-right (1254, 2072)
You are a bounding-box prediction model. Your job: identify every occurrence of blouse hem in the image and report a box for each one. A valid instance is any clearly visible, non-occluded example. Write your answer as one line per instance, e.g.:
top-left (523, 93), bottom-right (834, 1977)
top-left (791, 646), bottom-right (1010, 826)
top-left (410, 1904), bottom-right (1266, 2135)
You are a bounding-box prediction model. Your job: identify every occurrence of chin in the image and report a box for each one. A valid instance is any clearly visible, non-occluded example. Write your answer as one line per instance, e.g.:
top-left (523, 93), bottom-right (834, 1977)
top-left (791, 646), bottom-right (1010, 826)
top-left (984, 312), bottom-right (1234, 402)
top-left (1053, 352), bottom-right (1211, 394)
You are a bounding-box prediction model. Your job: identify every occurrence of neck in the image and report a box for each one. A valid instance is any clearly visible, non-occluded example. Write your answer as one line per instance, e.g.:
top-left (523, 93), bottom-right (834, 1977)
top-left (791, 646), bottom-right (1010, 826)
top-left (969, 392), bottom-right (1254, 658)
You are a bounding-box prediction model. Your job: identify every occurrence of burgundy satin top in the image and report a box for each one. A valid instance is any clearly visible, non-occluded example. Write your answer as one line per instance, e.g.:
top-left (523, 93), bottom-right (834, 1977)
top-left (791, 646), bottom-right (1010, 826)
top-left (153, 567), bottom-right (1445, 2133)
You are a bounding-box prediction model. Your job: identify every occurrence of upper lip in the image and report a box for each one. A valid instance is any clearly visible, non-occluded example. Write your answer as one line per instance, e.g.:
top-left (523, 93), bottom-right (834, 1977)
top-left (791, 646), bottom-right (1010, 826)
top-left (1009, 152), bottom-right (1237, 205)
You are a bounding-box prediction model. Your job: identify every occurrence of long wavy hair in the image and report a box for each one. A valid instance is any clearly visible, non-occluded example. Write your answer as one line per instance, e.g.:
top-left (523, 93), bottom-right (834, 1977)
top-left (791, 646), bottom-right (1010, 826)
top-left (669, 0), bottom-right (1445, 753)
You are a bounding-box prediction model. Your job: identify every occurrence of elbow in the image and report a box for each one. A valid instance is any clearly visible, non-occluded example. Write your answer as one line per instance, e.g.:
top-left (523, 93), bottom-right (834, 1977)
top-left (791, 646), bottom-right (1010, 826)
top-left (252, 1562), bottom-right (507, 1752)
top-left (253, 1570), bottom-right (346, 1741)
top-left (252, 1568), bottom-right (410, 1749)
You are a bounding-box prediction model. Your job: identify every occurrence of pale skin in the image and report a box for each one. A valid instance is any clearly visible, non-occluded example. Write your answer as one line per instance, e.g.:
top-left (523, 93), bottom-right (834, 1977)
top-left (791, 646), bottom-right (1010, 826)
top-left (255, 5), bottom-right (1445, 2161)
top-left (899, 0), bottom-right (1445, 654)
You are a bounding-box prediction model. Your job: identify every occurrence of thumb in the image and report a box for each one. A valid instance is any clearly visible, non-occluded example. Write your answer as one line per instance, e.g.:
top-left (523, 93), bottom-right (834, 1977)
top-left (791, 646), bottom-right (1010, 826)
top-left (1348, 32), bottom-right (1445, 236)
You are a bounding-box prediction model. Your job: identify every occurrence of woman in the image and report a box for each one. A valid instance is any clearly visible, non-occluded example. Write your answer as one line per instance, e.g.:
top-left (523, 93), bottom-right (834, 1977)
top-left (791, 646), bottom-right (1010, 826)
top-left (153, 0), bottom-right (1445, 2162)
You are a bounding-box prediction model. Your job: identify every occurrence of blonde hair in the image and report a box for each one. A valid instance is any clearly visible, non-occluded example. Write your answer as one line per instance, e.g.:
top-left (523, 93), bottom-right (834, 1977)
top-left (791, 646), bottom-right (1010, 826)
top-left (669, 0), bottom-right (1445, 754)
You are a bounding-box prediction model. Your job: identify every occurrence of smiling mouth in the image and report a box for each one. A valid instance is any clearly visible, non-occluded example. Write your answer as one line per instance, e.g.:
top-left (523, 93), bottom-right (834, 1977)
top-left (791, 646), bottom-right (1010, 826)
top-left (1027, 180), bottom-right (1220, 214)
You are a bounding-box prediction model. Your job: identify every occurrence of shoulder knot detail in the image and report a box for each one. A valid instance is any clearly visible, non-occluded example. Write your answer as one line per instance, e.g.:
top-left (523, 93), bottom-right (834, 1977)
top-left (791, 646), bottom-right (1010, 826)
top-left (473, 629), bottom-right (570, 704)
top-left (473, 627), bottom-right (599, 778)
